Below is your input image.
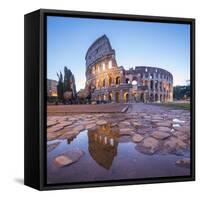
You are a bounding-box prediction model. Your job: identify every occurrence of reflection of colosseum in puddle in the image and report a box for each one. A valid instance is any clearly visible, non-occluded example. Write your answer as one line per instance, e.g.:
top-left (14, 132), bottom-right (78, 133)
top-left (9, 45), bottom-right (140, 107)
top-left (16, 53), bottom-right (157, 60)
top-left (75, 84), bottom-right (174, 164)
top-left (87, 125), bottom-right (120, 169)
top-left (85, 35), bottom-right (173, 103)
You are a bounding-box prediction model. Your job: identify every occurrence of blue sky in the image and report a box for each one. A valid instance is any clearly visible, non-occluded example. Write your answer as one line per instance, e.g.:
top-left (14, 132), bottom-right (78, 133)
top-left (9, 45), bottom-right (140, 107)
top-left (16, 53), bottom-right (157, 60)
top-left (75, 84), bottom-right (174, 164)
top-left (47, 16), bottom-right (190, 91)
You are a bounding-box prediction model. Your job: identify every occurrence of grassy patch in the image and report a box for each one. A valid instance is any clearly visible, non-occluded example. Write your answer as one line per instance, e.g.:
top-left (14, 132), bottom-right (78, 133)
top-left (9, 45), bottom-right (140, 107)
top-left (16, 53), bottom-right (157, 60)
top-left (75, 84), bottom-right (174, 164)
top-left (151, 102), bottom-right (190, 110)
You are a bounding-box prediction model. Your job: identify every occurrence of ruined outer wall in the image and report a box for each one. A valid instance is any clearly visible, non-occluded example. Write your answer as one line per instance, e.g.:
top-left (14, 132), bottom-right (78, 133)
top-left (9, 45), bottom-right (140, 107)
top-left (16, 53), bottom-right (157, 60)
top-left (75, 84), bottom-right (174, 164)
top-left (126, 66), bottom-right (173, 102)
top-left (85, 35), bottom-right (173, 103)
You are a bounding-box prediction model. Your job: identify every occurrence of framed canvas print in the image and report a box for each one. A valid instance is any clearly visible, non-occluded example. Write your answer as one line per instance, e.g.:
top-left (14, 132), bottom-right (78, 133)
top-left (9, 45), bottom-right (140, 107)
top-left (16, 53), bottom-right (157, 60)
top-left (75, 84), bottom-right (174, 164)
top-left (24, 9), bottom-right (195, 190)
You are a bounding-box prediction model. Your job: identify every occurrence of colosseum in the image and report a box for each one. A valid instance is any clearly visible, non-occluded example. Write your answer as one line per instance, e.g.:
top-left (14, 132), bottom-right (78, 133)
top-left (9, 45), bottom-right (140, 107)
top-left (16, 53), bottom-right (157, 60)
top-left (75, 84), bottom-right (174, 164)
top-left (85, 34), bottom-right (173, 103)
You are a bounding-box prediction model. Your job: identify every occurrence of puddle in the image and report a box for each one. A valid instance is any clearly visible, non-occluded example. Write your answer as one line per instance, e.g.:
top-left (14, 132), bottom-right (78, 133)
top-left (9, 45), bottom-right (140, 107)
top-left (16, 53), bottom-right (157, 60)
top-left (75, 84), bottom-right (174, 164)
top-left (173, 124), bottom-right (181, 128)
top-left (173, 119), bottom-right (185, 123)
top-left (47, 124), bottom-right (190, 184)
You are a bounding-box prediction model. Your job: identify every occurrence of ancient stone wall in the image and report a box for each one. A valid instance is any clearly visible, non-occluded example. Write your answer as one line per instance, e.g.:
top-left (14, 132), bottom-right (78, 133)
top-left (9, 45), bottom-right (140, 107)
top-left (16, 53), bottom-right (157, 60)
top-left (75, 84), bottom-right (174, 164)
top-left (85, 35), bottom-right (173, 103)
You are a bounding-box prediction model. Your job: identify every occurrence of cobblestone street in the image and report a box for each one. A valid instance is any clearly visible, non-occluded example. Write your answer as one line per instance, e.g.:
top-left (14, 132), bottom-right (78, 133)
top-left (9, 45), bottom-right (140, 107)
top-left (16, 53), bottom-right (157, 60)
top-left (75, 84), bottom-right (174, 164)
top-left (47, 103), bottom-right (191, 183)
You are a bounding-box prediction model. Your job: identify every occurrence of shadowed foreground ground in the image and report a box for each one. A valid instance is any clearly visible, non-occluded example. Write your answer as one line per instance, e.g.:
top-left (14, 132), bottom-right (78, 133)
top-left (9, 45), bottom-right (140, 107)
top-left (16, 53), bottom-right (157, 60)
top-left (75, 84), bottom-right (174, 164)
top-left (47, 103), bottom-right (191, 184)
top-left (47, 103), bottom-right (128, 115)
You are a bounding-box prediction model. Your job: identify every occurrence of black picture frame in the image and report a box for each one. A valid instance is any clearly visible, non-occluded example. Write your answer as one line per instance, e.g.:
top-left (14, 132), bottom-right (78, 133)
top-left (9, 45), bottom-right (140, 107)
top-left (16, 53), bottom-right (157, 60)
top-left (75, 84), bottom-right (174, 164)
top-left (24, 9), bottom-right (195, 191)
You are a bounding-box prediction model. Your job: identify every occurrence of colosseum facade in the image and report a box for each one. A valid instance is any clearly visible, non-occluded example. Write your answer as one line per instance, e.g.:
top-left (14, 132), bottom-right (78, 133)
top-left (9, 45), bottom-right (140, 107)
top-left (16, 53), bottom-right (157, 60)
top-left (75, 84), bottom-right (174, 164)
top-left (85, 35), bottom-right (173, 103)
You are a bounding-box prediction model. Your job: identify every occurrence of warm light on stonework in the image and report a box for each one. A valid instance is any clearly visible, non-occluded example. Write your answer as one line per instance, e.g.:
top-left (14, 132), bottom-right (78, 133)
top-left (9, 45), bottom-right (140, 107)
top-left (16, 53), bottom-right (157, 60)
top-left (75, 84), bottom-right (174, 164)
top-left (108, 60), bottom-right (112, 69)
top-left (98, 65), bottom-right (100, 72)
top-left (102, 62), bottom-right (105, 71)
top-left (51, 92), bottom-right (58, 97)
top-left (85, 35), bottom-right (173, 103)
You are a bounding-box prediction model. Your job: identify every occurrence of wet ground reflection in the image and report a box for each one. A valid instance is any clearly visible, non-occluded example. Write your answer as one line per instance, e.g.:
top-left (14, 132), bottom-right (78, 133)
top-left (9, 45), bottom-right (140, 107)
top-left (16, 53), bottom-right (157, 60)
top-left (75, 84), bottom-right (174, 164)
top-left (88, 125), bottom-right (119, 169)
top-left (47, 124), bottom-right (190, 184)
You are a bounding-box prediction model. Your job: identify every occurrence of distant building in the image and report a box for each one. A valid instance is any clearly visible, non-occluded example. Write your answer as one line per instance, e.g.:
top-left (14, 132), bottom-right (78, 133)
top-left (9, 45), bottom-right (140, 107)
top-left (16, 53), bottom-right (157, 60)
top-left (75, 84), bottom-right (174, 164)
top-left (47, 79), bottom-right (58, 97)
top-left (85, 35), bottom-right (173, 103)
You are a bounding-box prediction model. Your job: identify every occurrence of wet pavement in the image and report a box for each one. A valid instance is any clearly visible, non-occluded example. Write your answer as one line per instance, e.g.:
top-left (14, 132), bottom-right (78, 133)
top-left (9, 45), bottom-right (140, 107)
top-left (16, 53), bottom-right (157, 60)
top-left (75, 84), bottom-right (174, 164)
top-left (47, 103), bottom-right (191, 184)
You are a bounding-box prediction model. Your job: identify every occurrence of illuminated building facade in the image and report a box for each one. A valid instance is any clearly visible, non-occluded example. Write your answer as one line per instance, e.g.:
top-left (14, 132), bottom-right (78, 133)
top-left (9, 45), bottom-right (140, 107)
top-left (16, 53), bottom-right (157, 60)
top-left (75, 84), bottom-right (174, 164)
top-left (47, 79), bottom-right (58, 97)
top-left (85, 35), bottom-right (173, 103)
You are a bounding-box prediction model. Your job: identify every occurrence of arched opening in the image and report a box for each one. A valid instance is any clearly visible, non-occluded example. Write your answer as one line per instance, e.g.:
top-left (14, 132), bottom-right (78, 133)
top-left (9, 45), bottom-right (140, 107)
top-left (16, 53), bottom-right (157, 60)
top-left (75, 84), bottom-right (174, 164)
top-left (160, 94), bottom-right (162, 102)
top-left (140, 93), bottom-right (144, 102)
top-left (108, 92), bottom-right (112, 102)
top-left (159, 81), bottom-right (162, 91)
top-left (150, 93), bottom-right (154, 102)
top-left (155, 93), bottom-right (158, 102)
top-left (116, 77), bottom-right (120, 85)
top-left (116, 92), bottom-right (120, 103)
top-left (155, 80), bottom-right (158, 90)
top-left (126, 78), bottom-right (130, 84)
top-left (102, 79), bottom-right (106, 87)
top-left (109, 77), bottom-right (112, 86)
top-left (124, 92), bottom-right (129, 103)
top-left (150, 80), bottom-right (154, 90)
top-left (156, 70), bottom-right (158, 78)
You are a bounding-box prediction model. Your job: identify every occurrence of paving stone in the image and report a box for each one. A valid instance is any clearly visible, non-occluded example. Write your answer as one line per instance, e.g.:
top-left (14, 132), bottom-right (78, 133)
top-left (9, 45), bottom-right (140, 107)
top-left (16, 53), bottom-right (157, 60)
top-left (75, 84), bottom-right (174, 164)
top-left (53, 149), bottom-right (84, 167)
top-left (132, 134), bottom-right (144, 143)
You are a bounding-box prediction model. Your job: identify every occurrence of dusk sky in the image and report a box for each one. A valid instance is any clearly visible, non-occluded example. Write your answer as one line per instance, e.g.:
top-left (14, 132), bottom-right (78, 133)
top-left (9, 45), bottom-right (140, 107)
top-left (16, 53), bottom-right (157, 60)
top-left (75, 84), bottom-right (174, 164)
top-left (47, 16), bottom-right (190, 91)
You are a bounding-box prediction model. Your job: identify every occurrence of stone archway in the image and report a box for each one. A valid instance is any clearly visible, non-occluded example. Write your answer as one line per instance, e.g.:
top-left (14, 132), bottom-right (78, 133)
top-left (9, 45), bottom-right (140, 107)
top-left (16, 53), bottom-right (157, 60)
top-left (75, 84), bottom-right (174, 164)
top-left (140, 93), bottom-right (144, 102)
top-left (160, 94), bottom-right (163, 102)
top-left (155, 93), bottom-right (158, 102)
top-left (126, 78), bottom-right (130, 84)
top-left (116, 77), bottom-right (120, 85)
top-left (108, 76), bottom-right (112, 86)
top-left (108, 92), bottom-right (112, 102)
top-left (116, 92), bottom-right (120, 103)
top-left (150, 80), bottom-right (154, 90)
top-left (102, 79), bottom-right (106, 87)
top-left (124, 92), bottom-right (129, 103)
top-left (155, 80), bottom-right (158, 90)
top-left (150, 93), bottom-right (154, 102)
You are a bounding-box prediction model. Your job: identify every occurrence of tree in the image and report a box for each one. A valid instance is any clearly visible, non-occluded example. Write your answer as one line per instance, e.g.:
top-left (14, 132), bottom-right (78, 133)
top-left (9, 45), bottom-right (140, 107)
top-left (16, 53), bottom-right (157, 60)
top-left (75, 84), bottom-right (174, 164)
top-left (173, 85), bottom-right (190, 100)
top-left (57, 71), bottom-right (64, 102)
top-left (56, 66), bottom-right (77, 104)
